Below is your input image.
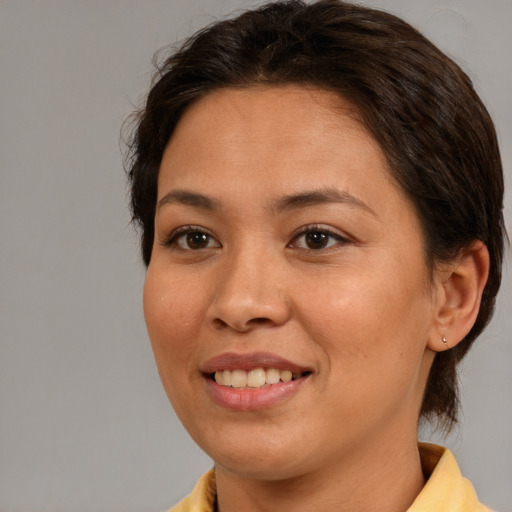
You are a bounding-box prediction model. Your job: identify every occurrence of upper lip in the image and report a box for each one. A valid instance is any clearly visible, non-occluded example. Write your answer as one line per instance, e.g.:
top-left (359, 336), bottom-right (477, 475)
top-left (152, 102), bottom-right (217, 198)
top-left (201, 352), bottom-right (312, 374)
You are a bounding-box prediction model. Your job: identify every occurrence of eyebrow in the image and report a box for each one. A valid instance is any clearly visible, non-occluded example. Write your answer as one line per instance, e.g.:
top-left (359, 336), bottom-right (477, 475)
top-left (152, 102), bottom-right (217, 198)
top-left (158, 190), bottom-right (221, 211)
top-left (272, 188), bottom-right (378, 217)
top-left (157, 187), bottom-right (377, 218)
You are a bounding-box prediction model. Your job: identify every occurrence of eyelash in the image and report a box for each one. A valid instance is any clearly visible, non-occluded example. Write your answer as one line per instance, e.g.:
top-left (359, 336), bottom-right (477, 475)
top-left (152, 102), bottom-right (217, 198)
top-left (162, 225), bottom-right (220, 250)
top-left (289, 224), bottom-right (350, 251)
top-left (161, 224), bottom-right (351, 252)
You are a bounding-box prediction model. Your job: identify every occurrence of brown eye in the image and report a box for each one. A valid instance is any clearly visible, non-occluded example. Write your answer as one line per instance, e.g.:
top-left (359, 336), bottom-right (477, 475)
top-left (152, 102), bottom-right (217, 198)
top-left (305, 231), bottom-right (329, 249)
top-left (186, 232), bottom-right (209, 249)
top-left (164, 226), bottom-right (221, 250)
top-left (290, 226), bottom-right (349, 251)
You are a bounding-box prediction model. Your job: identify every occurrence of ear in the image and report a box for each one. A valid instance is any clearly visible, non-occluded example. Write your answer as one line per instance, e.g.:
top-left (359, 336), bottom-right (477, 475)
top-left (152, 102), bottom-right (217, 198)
top-left (428, 241), bottom-right (490, 352)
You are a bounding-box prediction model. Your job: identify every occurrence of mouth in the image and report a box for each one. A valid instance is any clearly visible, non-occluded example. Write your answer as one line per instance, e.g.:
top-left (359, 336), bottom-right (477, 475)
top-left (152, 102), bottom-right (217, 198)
top-left (201, 352), bottom-right (313, 410)
top-left (209, 368), bottom-right (311, 389)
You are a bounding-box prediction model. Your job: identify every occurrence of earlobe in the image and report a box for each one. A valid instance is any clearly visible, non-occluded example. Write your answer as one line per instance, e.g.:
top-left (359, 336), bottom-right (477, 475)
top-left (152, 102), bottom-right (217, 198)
top-left (428, 241), bottom-right (490, 352)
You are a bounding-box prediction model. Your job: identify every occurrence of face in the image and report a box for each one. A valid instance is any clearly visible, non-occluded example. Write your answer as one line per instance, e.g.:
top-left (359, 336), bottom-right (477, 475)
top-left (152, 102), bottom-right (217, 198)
top-left (144, 86), bottom-right (438, 480)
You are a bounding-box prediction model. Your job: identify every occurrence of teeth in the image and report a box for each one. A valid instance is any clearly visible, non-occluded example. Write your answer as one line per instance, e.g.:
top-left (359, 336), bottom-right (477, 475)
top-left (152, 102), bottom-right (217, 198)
top-left (280, 370), bottom-right (292, 382)
top-left (213, 368), bottom-right (303, 388)
top-left (222, 370), bottom-right (232, 386)
top-left (231, 369), bottom-right (247, 388)
top-left (247, 368), bottom-right (266, 388)
top-left (215, 370), bottom-right (232, 386)
top-left (266, 368), bottom-right (280, 384)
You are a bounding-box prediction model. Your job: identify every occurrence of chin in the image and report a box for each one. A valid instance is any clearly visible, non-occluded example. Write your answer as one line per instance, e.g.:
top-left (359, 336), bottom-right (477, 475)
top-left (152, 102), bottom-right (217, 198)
top-left (189, 422), bottom-right (321, 481)
top-left (214, 450), bottom-right (312, 481)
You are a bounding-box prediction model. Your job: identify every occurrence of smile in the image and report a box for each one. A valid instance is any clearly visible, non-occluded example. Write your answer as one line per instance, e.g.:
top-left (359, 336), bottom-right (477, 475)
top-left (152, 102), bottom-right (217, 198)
top-left (202, 352), bottom-right (313, 410)
top-left (213, 368), bottom-right (305, 388)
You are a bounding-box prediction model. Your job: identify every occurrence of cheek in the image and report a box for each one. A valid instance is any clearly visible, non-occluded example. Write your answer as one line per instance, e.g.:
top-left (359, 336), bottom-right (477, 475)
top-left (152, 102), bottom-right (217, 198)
top-left (295, 261), bottom-right (432, 376)
top-left (143, 267), bottom-right (206, 375)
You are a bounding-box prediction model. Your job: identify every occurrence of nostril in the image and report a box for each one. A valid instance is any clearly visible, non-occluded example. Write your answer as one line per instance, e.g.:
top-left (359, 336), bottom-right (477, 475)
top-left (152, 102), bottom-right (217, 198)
top-left (212, 318), bottom-right (229, 329)
top-left (211, 316), bottom-right (273, 332)
top-left (251, 318), bottom-right (271, 324)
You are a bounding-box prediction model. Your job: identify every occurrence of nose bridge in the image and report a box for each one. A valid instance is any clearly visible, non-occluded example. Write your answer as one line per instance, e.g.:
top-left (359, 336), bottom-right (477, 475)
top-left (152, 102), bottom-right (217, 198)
top-left (207, 241), bottom-right (290, 331)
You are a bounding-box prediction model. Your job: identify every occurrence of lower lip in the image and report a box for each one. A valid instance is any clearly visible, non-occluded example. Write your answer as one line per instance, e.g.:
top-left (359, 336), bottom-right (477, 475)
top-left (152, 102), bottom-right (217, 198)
top-left (204, 375), bottom-right (309, 411)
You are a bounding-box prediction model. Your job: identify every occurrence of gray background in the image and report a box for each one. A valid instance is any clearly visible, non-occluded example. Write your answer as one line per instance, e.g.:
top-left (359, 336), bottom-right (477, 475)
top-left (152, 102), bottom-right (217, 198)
top-left (0, 1), bottom-right (510, 511)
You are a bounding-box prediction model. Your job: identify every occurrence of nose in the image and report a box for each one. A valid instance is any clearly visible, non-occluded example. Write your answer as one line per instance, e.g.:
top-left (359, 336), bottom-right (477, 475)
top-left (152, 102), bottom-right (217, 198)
top-left (206, 248), bottom-right (291, 333)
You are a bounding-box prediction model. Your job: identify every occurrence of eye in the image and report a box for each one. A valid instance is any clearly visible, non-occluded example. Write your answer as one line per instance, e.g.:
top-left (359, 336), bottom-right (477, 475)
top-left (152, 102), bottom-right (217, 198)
top-left (290, 225), bottom-right (349, 251)
top-left (163, 226), bottom-right (221, 250)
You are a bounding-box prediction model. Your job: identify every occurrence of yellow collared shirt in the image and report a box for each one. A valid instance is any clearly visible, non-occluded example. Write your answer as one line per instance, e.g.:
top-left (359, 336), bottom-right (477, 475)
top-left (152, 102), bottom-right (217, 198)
top-left (168, 443), bottom-right (493, 512)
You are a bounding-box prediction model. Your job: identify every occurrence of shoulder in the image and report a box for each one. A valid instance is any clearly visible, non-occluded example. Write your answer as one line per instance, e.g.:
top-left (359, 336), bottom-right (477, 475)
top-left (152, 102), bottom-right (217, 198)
top-left (168, 469), bottom-right (216, 512)
top-left (408, 443), bottom-right (494, 512)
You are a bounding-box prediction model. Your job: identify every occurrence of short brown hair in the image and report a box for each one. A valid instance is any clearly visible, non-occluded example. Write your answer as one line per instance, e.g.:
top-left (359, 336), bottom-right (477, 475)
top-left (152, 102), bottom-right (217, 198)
top-left (126, 0), bottom-right (505, 427)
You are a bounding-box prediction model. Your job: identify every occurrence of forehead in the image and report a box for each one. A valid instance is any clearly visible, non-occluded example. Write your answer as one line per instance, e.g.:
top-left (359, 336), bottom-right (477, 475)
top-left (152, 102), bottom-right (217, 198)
top-left (169, 85), bottom-right (365, 147)
top-left (159, 85), bottom-right (392, 193)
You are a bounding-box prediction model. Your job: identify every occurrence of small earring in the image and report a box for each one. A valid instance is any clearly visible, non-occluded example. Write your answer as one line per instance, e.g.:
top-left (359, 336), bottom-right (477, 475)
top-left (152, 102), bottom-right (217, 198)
top-left (442, 336), bottom-right (449, 350)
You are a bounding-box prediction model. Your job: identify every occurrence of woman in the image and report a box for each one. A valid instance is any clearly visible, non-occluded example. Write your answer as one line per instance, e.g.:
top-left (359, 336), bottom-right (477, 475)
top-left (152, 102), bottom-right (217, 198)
top-left (126, 1), bottom-right (505, 510)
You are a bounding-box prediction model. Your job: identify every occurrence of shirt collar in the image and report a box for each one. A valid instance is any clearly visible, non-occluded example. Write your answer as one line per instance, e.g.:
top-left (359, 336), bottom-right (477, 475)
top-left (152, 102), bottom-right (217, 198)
top-left (408, 443), bottom-right (490, 511)
top-left (174, 443), bottom-right (490, 512)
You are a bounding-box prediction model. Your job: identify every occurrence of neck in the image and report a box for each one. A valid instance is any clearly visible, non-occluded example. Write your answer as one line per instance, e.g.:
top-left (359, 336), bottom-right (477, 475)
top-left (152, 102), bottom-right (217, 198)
top-left (215, 432), bottom-right (425, 512)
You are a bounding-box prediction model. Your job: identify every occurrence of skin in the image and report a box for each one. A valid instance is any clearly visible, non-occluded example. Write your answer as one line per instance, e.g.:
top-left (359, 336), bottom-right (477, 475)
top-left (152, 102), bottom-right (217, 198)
top-left (143, 86), bottom-right (488, 512)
